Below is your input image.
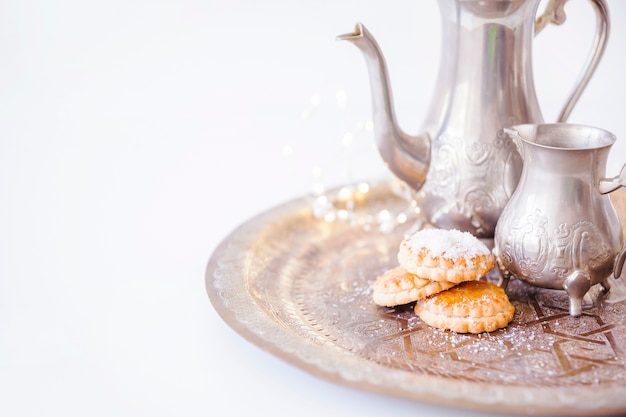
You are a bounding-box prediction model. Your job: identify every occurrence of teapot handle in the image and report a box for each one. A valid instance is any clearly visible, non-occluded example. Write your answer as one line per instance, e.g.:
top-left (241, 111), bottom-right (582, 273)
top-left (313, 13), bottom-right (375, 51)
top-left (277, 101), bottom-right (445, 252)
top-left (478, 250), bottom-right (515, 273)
top-left (534, 0), bottom-right (610, 122)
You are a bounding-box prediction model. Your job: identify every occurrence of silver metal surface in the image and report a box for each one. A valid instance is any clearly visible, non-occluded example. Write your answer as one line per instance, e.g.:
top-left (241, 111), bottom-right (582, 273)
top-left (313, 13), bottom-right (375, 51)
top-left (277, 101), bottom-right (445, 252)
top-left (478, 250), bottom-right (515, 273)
top-left (494, 123), bottom-right (625, 317)
top-left (338, 0), bottom-right (610, 237)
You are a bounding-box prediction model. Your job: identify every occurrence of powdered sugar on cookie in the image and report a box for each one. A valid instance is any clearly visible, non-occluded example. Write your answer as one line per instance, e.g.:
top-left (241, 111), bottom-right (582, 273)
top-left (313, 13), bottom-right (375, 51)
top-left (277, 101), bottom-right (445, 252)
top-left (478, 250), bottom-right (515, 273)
top-left (405, 228), bottom-right (491, 263)
top-left (397, 228), bottom-right (495, 283)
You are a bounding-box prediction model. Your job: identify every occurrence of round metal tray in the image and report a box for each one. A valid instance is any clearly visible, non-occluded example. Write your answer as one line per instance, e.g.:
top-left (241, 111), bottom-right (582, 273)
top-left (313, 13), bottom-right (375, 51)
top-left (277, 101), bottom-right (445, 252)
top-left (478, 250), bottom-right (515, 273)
top-left (206, 184), bottom-right (626, 416)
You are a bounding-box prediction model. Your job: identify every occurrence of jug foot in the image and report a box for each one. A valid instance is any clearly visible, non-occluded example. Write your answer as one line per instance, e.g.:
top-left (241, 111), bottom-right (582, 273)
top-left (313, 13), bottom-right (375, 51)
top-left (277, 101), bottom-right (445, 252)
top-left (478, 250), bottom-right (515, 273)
top-left (492, 246), bottom-right (511, 290)
top-left (564, 271), bottom-right (592, 317)
top-left (495, 273), bottom-right (511, 291)
top-left (583, 281), bottom-right (609, 308)
top-left (605, 275), bottom-right (626, 303)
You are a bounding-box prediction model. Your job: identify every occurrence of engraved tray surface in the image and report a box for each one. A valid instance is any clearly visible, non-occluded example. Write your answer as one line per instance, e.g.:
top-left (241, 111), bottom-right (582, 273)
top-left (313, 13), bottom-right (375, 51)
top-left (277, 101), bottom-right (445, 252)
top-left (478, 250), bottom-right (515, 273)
top-left (206, 184), bottom-right (626, 416)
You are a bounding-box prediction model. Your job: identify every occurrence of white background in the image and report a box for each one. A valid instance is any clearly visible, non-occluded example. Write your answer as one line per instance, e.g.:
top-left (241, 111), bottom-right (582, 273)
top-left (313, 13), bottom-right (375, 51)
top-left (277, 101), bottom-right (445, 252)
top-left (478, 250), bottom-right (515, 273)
top-left (1, 1), bottom-right (625, 416)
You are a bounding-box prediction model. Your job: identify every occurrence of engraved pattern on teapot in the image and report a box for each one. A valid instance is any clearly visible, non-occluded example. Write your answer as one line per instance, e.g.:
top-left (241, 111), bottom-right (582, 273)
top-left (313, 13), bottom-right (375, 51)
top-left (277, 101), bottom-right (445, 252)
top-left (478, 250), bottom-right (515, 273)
top-left (426, 129), bottom-right (522, 233)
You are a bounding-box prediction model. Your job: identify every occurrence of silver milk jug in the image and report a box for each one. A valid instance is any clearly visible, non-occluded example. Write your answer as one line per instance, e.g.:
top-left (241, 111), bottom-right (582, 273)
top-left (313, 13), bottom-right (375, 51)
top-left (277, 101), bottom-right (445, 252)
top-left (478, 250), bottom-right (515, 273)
top-left (338, 0), bottom-right (609, 237)
top-left (494, 123), bottom-right (626, 317)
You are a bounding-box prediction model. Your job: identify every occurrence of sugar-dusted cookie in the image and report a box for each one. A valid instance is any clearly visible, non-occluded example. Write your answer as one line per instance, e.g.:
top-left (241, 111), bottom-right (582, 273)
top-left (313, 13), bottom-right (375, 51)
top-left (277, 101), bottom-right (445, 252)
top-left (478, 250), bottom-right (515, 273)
top-left (372, 266), bottom-right (457, 307)
top-left (414, 280), bottom-right (514, 333)
top-left (397, 228), bottom-right (495, 283)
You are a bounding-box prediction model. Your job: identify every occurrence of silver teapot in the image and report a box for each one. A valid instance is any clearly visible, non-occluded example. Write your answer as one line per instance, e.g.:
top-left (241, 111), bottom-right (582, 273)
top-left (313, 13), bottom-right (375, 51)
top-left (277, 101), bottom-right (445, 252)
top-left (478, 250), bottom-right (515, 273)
top-left (494, 123), bottom-right (626, 317)
top-left (338, 0), bottom-right (609, 237)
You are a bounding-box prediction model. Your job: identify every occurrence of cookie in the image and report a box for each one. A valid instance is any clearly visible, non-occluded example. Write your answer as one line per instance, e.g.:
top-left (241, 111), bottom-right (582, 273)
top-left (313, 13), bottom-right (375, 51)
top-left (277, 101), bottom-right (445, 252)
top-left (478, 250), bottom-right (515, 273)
top-left (414, 280), bottom-right (514, 333)
top-left (372, 266), bottom-right (457, 307)
top-left (397, 228), bottom-right (495, 283)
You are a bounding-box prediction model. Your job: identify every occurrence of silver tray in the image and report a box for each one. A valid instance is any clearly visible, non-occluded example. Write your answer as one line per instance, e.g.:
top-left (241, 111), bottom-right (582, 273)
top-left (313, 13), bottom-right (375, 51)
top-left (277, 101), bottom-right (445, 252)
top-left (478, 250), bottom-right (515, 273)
top-left (206, 183), bottom-right (626, 416)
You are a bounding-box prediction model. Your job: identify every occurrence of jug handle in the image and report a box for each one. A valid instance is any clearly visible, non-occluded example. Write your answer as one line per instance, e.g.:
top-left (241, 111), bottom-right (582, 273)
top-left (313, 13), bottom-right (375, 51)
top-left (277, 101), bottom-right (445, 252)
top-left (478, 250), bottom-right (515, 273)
top-left (599, 163), bottom-right (626, 195)
top-left (534, 0), bottom-right (610, 122)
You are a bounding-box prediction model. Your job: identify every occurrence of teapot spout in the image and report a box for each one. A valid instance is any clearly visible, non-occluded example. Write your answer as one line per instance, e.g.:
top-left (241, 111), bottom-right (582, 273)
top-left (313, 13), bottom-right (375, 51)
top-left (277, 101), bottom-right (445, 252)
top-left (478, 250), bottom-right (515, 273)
top-left (337, 23), bottom-right (430, 191)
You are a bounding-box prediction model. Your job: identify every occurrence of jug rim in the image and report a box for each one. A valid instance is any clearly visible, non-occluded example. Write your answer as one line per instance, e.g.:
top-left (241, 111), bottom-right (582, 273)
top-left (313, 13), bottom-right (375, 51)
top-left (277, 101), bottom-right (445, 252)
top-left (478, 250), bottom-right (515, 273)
top-left (508, 123), bottom-right (616, 151)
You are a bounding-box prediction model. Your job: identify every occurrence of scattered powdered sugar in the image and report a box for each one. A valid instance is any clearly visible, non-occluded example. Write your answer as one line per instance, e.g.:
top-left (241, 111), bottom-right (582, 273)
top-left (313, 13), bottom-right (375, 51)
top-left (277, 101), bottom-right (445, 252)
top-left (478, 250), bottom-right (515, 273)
top-left (406, 228), bottom-right (490, 261)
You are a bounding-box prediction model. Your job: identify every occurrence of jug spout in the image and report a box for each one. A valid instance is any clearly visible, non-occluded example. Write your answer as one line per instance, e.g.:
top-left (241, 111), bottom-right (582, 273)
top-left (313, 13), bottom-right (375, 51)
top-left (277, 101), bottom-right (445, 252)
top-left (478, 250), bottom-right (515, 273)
top-left (337, 23), bottom-right (430, 190)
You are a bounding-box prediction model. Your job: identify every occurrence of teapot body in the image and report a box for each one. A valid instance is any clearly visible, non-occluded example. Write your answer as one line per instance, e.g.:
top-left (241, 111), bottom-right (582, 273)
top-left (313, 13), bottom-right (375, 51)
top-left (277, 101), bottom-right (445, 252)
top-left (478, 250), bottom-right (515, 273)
top-left (415, 0), bottom-right (542, 236)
